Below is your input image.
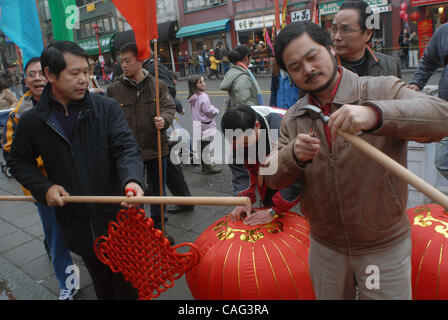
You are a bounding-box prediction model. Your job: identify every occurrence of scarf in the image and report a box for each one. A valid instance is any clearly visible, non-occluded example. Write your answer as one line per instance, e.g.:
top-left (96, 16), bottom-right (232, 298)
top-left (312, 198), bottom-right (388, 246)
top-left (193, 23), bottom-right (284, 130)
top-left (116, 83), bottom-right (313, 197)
top-left (236, 61), bottom-right (264, 105)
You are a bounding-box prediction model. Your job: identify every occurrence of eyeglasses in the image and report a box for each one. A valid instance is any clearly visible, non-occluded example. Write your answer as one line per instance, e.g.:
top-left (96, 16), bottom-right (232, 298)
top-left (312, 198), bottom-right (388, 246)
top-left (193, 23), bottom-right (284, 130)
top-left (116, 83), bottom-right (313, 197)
top-left (26, 70), bottom-right (44, 80)
top-left (330, 24), bottom-right (362, 37)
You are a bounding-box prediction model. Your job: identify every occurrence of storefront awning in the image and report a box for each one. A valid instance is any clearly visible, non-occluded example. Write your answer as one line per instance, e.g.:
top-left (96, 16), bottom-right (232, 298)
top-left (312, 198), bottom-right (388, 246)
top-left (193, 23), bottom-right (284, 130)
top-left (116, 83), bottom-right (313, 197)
top-left (112, 21), bottom-right (179, 53)
top-left (176, 18), bottom-right (230, 38)
top-left (77, 34), bottom-right (115, 55)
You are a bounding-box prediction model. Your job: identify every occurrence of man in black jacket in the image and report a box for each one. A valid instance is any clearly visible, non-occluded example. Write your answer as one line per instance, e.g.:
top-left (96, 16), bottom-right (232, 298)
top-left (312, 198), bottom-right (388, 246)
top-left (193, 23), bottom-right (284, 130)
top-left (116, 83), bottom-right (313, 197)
top-left (331, 0), bottom-right (401, 78)
top-left (8, 41), bottom-right (145, 300)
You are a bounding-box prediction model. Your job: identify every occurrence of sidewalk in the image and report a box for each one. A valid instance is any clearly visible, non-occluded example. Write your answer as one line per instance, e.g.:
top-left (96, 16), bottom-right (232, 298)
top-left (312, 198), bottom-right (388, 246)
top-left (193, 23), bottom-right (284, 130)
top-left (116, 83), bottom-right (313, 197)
top-left (0, 161), bottom-right (235, 300)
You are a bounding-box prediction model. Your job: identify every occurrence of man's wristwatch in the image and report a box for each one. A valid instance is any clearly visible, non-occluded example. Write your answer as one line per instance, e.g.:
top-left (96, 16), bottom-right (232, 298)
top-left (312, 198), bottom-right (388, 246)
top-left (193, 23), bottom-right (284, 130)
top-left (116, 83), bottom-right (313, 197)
top-left (268, 208), bottom-right (280, 220)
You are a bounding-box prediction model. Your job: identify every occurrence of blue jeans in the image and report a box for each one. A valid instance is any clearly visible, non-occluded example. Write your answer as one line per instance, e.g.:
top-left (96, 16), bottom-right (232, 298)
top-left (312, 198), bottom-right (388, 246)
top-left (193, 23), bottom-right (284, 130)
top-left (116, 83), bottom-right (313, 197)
top-left (36, 203), bottom-right (73, 290)
top-left (435, 137), bottom-right (448, 180)
top-left (144, 157), bottom-right (168, 230)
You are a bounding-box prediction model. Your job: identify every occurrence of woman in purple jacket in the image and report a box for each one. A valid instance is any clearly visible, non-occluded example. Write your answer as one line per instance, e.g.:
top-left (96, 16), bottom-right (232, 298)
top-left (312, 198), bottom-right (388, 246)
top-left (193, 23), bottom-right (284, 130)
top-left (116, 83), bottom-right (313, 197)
top-left (188, 75), bottom-right (221, 174)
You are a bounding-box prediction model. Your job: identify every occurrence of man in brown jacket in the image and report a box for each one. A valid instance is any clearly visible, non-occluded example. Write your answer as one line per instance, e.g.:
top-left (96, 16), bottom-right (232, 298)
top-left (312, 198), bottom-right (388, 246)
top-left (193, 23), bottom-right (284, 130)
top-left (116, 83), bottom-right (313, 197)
top-left (107, 43), bottom-right (175, 237)
top-left (266, 21), bottom-right (448, 299)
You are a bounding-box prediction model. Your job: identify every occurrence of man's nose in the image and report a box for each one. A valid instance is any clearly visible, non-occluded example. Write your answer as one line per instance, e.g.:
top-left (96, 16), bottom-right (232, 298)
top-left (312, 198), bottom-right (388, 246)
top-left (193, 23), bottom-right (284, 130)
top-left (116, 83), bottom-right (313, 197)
top-left (303, 62), bottom-right (315, 76)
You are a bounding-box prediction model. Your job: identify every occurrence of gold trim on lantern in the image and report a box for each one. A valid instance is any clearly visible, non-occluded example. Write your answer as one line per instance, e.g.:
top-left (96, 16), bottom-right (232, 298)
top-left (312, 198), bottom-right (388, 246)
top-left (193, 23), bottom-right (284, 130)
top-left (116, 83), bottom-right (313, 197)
top-left (237, 245), bottom-right (242, 298)
top-left (413, 207), bottom-right (448, 239)
top-left (436, 241), bottom-right (444, 300)
top-left (415, 240), bottom-right (432, 295)
top-left (213, 218), bottom-right (283, 243)
top-left (263, 244), bottom-right (281, 298)
top-left (271, 240), bottom-right (300, 299)
top-left (222, 243), bottom-right (233, 298)
top-left (252, 246), bottom-right (261, 297)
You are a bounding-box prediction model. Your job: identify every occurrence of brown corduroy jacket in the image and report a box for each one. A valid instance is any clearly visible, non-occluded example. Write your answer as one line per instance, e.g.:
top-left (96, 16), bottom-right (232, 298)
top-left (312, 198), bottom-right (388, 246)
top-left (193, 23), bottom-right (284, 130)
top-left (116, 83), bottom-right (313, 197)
top-left (264, 67), bottom-right (448, 255)
top-left (107, 70), bottom-right (175, 161)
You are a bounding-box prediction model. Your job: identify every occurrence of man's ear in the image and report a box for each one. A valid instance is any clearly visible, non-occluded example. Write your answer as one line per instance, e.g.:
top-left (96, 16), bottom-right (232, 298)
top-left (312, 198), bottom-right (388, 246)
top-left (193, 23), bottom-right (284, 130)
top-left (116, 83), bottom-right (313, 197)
top-left (330, 45), bottom-right (336, 57)
top-left (255, 120), bottom-right (261, 130)
top-left (43, 66), bottom-right (56, 84)
top-left (364, 29), bottom-right (373, 44)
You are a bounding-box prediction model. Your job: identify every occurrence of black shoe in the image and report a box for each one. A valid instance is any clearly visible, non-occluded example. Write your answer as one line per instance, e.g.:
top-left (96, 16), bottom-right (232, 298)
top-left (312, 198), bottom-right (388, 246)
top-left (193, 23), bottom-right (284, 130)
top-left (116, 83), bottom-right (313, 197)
top-left (167, 205), bottom-right (194, 214)
top-left (166, 233), bottom-right (175, 246)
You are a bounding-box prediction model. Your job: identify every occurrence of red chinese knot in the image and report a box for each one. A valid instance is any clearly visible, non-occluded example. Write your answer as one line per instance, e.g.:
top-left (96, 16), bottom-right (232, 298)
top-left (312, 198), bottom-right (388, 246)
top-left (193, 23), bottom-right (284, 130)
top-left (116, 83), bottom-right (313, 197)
top-left (94, 207), bottom-right (199, 300)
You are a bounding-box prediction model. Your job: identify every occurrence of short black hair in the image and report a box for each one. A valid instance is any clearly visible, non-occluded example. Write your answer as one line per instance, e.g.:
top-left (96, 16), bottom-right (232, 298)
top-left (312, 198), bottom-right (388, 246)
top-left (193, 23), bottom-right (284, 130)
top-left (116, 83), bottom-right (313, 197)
top-left (227, 45), bottom-right (252, 64)
top-left (120, 42), bottom-right (138, 58)
top-left (339, 0), bottom-right (371, 31)
top-left (24, 57), bottom-right (41, 75)
top-left (221, 106), bottom-right (258, 133)
top-left (40, 41), bottom-right (88, 78)
top-left (274, 21), bottom-right (332, 71)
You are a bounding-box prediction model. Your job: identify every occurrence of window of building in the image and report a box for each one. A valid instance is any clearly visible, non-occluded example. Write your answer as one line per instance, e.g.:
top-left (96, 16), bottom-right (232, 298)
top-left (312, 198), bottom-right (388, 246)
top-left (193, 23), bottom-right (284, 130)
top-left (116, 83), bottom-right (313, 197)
top-left (103, 18), bottom-right (111, 32)
top-left (184, 0), bottom-right (226, 12)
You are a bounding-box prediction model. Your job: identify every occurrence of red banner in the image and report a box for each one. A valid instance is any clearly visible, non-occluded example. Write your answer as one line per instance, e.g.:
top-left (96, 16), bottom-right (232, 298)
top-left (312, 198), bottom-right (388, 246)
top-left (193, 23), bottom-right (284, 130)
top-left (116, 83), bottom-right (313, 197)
top-left (417, 19), bottom-right (433, 57)
top-left (111, 0), bottom-right (158, 61)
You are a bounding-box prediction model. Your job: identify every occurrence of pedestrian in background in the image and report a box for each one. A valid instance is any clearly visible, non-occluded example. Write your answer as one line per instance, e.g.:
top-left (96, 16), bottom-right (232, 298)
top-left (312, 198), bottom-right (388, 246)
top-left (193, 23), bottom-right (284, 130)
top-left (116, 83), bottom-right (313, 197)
top-left (2, 57), bottom-right (75, 300)
top-left (208, 50), bottom-right (221, 79)
top-left (269, 61), bottom-right (299, 109)
top-left (178, 51), bottom-right (186, 78)
top-left (219, 45), bottom-right (264, 109)
top-left (188, 75), bottom-right (221, 174)
top-left (0, 74), bottom-right (17, 110)
top-left (107, 43), bottom-right (176, 243)
top-left (409, 23), bottom-right (448, 180)
top-left (409, 31), bottom-right (419, 68)
top-left (399, 28), bottom-right (410, 69)
top-left (331, 0), bottom-right (401, 78)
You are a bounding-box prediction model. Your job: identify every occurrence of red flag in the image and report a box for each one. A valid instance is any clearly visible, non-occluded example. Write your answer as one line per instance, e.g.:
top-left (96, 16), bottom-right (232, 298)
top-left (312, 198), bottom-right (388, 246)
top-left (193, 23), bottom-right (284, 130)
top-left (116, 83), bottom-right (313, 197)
top-left (312, 0), bottom-right (319, 25)
top-left (281, 0), bottom-right (288, 29)
top-left (111, 0), bottom-right (158, 61)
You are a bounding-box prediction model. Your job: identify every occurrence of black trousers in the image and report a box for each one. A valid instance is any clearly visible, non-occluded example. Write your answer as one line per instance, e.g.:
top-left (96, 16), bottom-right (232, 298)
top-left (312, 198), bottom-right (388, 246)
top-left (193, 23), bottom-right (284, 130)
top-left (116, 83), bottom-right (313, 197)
top-left (166, 158), bottom-right (191, 197)
top-left (82, 255), bottom-right (139, 300)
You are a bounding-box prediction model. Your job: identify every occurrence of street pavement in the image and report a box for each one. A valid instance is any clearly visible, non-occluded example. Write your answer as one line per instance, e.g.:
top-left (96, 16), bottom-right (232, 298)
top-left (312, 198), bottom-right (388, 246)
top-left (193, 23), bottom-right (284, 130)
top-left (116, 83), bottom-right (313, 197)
top-left (0, 68), bottom-right (443, 300)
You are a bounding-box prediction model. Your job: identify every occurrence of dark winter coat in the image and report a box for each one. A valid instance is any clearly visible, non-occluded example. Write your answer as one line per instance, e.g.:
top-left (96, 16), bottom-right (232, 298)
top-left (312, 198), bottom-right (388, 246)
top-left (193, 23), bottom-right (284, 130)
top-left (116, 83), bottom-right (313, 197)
top-left (8, 85), bottom-right (144, 257)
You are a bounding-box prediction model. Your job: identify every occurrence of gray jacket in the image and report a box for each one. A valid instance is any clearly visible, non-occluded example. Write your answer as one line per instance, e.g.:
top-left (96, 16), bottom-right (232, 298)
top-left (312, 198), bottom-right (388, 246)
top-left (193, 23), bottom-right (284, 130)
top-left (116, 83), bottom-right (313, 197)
top-left (410, 23), bottom-right (448, 101)
top-left (219, 65), bottom-right (259, 107)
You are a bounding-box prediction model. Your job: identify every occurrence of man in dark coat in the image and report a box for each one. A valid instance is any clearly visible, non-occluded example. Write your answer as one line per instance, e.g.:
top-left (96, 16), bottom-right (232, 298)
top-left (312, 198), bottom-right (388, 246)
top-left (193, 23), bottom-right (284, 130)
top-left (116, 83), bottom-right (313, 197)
top-left (331, 0), bottom-right (401, 78)
top-left (8, 41), bottom-right (145, 300)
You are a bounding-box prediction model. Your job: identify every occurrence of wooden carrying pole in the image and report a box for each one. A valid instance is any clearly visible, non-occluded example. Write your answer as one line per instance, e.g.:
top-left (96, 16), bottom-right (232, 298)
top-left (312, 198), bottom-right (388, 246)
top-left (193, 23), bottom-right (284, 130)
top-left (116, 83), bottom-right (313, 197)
top-left (153, 39), bottom-right (166, 234)
top-left (0, 196), bottom-right (251, 207)
top-left (338, 130), bottom-right (448, 209)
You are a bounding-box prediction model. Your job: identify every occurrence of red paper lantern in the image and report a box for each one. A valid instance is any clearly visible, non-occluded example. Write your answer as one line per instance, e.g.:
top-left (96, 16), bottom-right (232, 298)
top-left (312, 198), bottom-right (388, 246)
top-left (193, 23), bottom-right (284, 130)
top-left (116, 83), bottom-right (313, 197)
top-left (409, 11), bottom-right (421, 21)
top-left (403, 13), bottom-right (409, 21)
top-left (399, 10), bottom-right (406, 19)
top-left (186, 211), bottom-right (315, 300)
top-left (407, 204), bottom-right (448, 299)
top-left (400, 2), bottom-right (408, 11)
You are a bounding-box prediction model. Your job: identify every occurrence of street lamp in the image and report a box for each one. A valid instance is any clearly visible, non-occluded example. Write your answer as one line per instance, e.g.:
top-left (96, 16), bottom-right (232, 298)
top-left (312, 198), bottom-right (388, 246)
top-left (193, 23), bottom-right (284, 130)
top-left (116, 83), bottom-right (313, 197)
top-left (92, 23), bottom-right (107, 81)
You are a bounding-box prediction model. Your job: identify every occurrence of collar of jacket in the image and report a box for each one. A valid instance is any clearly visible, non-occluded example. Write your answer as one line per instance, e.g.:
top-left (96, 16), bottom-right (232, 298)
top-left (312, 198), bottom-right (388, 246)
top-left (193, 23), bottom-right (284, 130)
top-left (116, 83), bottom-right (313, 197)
top-left (336, 46), bottom-right (379, 69)
top-left (290, 67), bottom-right (361, 118)
top-left (35, 84), bottom-right (93, 123)
top-left (121, 68), bottom-right (150, 89)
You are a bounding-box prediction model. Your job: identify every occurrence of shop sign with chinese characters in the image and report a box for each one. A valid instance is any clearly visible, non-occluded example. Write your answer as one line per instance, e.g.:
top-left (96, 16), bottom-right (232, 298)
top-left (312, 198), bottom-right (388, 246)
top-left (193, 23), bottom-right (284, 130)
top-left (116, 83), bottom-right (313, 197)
top-left (234, 14), bottom-right (283, 31)
top-left (291, 9), bottom-right (311, 22)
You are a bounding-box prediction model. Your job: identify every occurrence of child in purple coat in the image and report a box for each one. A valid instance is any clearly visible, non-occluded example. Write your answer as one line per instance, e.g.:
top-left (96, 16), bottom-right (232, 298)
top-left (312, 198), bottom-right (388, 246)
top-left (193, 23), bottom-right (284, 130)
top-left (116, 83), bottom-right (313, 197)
top-left (188, 75), bottom-right (221, 174)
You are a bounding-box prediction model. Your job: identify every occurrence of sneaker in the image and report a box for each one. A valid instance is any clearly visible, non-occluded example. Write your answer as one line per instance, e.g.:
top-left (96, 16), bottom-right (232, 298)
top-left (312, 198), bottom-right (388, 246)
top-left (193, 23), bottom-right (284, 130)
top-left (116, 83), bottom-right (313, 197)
top-left (59, 288), bottom-right (77, 300)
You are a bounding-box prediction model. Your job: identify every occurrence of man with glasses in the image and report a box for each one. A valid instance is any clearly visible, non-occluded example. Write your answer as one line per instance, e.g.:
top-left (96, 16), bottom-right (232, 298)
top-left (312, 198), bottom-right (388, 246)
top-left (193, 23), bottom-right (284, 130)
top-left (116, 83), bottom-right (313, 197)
top-left (331, 0), bottom-right (401, 78)
top-left (2, 57), bottom-right (76, 300)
